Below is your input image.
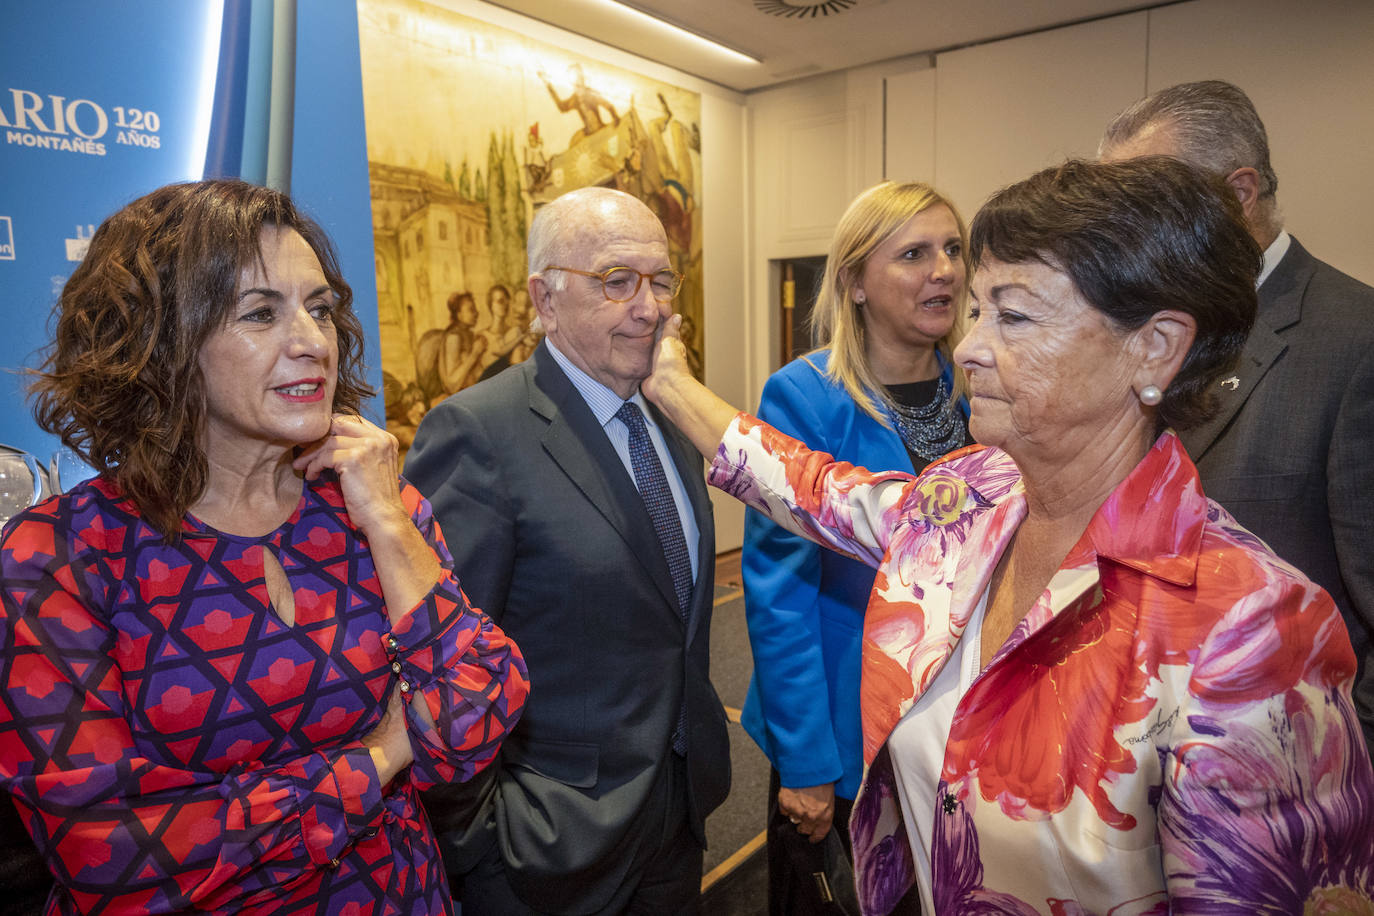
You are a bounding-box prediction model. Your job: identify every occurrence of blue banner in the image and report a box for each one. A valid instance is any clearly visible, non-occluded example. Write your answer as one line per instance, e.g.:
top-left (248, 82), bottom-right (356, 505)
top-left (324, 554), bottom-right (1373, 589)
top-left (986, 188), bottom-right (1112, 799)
top-left (0, 1), bottom-right (226, 463)
top-left (293, 0), bottom-right (385, 423)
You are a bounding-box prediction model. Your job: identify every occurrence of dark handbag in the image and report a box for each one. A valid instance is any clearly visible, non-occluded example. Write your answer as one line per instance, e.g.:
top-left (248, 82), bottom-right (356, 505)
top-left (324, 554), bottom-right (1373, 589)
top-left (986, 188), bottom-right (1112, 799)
top-left (773, 821), bottom-right (861, 916)
top-left (0, 799), bottom-right (51, 915)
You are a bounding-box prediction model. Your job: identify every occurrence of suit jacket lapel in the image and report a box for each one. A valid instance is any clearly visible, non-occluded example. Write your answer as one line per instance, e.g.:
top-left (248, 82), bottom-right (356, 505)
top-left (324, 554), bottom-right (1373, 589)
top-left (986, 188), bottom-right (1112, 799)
top-left (1181, 238), bottom-right (1313, 460)
top-left (526, 344), bottom-right (684, 617)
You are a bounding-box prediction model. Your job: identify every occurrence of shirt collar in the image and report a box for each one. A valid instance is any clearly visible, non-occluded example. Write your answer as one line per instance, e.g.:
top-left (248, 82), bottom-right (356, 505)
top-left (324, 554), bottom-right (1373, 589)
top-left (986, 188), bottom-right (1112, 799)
top-left (1257, 230), bottom-right (1292, 288)
top-left (1075, 431), bottom-right (1208, 588)
top-left (544, 338), bottom-right (646, 427)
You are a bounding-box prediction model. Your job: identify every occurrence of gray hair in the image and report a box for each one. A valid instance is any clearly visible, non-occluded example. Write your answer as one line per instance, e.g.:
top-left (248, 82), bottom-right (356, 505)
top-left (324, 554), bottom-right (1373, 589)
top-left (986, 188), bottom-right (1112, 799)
top-left (526, 186), bottom-right (651, 294)
top-left (527, 201), bottom-right (571, 294)
top-left (1101, 80), bottom-right (1280, 231)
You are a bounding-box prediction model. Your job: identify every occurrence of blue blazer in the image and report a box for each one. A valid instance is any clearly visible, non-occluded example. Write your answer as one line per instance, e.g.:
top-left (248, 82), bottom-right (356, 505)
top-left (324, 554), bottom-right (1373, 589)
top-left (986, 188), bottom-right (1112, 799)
top-left (740, 350), bottom-right (964, 799)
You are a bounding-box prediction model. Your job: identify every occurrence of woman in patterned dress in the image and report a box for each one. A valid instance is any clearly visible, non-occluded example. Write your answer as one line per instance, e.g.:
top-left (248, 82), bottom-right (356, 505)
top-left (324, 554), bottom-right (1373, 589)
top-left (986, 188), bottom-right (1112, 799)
top-left (0, 180), bottom-right (528, 915)
top-left (644, 157), bottom-right (1374, 914)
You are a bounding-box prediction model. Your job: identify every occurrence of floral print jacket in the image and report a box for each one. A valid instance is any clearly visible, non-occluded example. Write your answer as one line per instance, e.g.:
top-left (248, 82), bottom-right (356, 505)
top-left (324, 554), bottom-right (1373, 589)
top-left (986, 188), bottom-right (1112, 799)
top-left (709, 413), bottom-right (1374, 915)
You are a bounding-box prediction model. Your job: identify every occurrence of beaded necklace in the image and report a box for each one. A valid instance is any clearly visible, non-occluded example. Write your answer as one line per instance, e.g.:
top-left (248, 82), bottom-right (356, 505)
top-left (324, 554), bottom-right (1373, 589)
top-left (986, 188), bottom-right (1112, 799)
top-left (886, 374), bottom-right (967, 462)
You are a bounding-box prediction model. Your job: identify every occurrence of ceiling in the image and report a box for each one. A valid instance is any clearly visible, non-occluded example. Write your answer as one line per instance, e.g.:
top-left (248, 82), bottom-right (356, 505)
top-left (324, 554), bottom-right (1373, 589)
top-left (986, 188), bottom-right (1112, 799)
top-left (484, 0), bottom-right (1161, 92)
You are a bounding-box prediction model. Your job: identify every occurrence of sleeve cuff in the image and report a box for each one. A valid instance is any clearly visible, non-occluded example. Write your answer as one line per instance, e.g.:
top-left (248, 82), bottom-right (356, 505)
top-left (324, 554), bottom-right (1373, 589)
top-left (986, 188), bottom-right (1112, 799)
top-left (293, 747), bottom-right (385, 866)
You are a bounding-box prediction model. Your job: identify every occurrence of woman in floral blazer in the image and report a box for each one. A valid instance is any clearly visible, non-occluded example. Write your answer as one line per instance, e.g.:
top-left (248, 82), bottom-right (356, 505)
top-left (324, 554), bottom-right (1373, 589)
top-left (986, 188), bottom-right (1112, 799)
top-left (645, 158), bottom-right (1374, 914)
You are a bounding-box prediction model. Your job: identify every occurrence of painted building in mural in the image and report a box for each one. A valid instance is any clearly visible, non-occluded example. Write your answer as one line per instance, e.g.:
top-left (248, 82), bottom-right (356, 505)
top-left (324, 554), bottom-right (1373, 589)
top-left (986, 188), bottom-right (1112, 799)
top-left (357, 0), bottom-right (704, 453)
top-left (370, 162), bottom-right (491, 387)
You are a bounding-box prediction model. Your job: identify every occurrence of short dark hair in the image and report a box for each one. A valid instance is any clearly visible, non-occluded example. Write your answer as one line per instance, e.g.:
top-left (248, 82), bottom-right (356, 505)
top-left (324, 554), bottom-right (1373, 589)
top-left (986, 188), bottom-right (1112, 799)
top-left (30, 179), bottom-right (373, 538)
top-left (969, 157), bottom-right (1261, 433)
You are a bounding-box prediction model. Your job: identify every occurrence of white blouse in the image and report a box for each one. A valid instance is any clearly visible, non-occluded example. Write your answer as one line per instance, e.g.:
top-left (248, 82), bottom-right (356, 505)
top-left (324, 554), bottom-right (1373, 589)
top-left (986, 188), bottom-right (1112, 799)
top-left (887, 589), bottom-right (988, 915)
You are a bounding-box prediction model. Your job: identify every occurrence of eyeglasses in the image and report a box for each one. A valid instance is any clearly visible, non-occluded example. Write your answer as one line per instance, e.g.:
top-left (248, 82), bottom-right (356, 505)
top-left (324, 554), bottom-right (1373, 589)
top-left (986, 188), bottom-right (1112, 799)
top-left (544, 265), bottom-right (684, 303)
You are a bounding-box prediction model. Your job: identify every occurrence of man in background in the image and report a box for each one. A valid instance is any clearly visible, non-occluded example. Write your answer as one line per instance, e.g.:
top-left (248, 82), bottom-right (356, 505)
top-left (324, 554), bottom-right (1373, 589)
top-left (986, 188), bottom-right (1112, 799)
top-left (1101, 80), bottom-right (1374, 753)
top-left (406, 186), bottom-right (729, 914)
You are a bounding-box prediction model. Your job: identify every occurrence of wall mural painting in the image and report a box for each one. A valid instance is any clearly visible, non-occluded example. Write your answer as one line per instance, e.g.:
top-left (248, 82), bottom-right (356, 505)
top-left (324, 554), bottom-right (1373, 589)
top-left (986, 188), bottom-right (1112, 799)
top-left (357, 0), bottom-right (705, 454)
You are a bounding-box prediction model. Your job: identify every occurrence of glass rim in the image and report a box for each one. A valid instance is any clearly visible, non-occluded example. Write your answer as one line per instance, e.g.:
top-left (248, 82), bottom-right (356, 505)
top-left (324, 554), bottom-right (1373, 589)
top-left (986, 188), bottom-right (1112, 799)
top-left (543, 265), bottom-right (683, 302)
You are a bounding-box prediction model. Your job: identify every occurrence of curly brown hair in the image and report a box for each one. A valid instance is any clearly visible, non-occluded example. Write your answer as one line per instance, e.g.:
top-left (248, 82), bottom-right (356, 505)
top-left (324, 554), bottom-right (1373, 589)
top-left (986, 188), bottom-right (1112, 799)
top-left (30, 179), bottom-right (373, 539)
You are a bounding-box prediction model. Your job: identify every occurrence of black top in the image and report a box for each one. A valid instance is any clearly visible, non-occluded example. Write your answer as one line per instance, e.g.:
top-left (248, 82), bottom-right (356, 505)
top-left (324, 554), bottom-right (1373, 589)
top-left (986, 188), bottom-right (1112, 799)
top-left (885, 377), bottom-right (972, 471)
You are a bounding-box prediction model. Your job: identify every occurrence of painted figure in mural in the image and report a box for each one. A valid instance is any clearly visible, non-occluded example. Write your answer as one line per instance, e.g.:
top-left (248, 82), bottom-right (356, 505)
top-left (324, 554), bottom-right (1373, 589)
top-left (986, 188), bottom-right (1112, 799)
top-left (1100, 79), bottom-right (1374, 760)
top-left (415, 290), bottom-right (487, 406)
top-left (478, 283), bottom-right (519, 365)
top-left (406, 186), bottom-right (729, 915)
top-left (742, 181), bottom-right (973, 916)
top-left (477, 285), bottom-right (542, 383)
top-left (647, 91), bottom-right (698, 253)
top-left (540, 63), bottom-right (619, 138)
top-left (506, 288), bottom-right (539, 363)
top-left (0, 179), bottom-right (528, 914)
top-left (439, 292), bottom-right (488, 393)
top-left (605, 92), bottom-right (697, 257)
top-left (384, 371), bottom-right (431, 452)
top-left (641, 157), bottom-right (1374, 914)
top-left (523, 123), bottom-right (552, 196)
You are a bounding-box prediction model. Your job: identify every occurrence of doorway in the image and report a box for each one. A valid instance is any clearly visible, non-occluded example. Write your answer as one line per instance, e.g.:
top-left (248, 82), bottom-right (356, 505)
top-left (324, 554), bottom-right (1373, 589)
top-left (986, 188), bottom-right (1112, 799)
top-left (778, 256), bottom-right (826, 365)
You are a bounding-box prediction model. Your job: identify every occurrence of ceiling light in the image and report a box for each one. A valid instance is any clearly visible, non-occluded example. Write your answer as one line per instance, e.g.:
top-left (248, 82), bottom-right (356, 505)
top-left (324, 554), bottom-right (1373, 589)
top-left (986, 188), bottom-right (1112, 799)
top-left (755, 0), bottom-right (857, 17)
top-left (587, 0), bottom-right (763, 65)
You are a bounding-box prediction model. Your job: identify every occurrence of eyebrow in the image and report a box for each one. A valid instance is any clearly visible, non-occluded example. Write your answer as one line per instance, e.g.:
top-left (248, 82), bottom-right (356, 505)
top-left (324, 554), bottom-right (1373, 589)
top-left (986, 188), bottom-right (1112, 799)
top-left (897, 235), bottom-right (961, 251)
top-left (237, 287), bottom-right (281, 303)
top-left (970, 282), bottom-right (1032, 303)
top-left (237, 284), bottom-right (335, 303)
top-left (597, 261), bottom-right (672, 269)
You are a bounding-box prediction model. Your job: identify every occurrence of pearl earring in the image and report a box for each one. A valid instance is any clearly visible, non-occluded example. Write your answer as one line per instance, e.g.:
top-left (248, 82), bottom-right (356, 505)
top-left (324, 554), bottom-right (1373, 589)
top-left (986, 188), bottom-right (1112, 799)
top-left (854, 294), bottom-right (865, 305)
top-left (1139, 384), bottom-right (1162, 406)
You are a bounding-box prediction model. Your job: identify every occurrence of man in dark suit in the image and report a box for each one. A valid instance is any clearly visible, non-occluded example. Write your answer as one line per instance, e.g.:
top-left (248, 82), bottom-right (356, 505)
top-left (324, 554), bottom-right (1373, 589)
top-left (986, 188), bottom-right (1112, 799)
top-left (1101, 80), bottom-right (1374, 753)
top-left (405, 187), bottom-right (729, 914)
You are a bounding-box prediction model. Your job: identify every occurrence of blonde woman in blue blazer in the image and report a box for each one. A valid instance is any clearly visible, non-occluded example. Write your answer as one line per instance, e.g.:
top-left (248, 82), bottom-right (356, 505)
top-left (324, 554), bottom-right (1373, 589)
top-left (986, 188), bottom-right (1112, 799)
top-left (742, 181), bottom-right (973, 914)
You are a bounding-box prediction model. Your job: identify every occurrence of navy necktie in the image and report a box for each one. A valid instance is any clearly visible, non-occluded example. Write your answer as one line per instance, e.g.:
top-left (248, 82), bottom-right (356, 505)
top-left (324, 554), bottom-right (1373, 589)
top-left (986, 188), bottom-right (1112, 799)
top-left (617, 400), bottom-right (693, 755)
top-left (617, 401), bottom-right (694, 616)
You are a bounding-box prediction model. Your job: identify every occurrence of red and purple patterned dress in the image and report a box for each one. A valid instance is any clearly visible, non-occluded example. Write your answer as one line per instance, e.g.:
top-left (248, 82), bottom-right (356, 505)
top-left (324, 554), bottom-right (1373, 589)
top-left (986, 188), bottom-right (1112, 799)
top-left (0, 473), bottom-right (528, 915)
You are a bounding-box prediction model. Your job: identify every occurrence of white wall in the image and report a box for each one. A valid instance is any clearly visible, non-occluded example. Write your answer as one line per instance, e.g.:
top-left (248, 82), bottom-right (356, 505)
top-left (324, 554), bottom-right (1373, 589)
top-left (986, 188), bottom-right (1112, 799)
top-left (1145, 0), bottom-right (1374, 284)
top-left (699, 90), bottom-right (749, 548)
top-left (745, 0), bottom-right (1374, 445)
top-left (931, 12), bottom-right (1149, 220)
top-left (922, 0), bottom-right (1374, 285)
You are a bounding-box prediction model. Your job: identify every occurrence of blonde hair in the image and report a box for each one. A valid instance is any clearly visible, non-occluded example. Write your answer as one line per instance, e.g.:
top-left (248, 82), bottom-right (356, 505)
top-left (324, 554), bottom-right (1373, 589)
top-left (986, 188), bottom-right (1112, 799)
top-left (807, 180), bottom-right (970, 425)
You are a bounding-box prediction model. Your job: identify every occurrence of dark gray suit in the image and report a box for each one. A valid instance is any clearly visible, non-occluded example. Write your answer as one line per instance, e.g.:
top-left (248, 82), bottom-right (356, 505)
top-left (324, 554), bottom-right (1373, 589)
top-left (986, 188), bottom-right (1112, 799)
top-left (404, 342), bottom-right (729, 914)
top-left (1181, 236), bottom-right (1374, 749)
